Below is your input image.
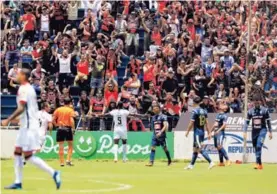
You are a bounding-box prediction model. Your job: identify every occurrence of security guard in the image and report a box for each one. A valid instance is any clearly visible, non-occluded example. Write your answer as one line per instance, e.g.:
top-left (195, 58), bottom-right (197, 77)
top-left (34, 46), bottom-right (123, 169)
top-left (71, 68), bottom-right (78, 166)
top-left (53, 98), bottom-right (75, 167)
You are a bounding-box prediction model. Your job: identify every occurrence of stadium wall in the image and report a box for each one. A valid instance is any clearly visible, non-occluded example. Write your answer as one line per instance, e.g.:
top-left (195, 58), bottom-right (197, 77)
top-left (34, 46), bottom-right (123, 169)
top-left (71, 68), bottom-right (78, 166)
top-left (174, 113), bottom-right (277, 163)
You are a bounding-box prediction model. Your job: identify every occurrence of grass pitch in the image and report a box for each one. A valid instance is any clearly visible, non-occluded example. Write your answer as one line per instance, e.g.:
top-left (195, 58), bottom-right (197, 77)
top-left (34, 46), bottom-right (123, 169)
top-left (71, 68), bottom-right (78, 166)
top-left (1, 160), bottom-right (277, 194)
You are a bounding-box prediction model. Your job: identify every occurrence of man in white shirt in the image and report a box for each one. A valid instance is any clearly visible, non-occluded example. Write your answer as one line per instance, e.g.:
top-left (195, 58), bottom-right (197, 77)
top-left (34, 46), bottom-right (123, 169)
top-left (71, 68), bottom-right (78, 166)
top-left (103, 102), bottom-right (144, 162)
top-left (37, 102), bottom-right (53, 148)
top-left (2, 68), bottom-right (61, 190)
top-left (104, 102), bottom-right (130, 162)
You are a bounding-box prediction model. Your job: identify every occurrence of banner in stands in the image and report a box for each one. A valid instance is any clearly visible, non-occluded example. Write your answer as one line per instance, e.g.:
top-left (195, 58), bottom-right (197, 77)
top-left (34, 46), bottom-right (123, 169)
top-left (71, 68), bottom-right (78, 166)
top-left (34, 131), bottom-right (174, 160)
top-left (174, 131), bottom-right (277, 163)
top-left (175, 113), bottom-right (277, 131)
top-left (174, 113), bottom-right (277, 163)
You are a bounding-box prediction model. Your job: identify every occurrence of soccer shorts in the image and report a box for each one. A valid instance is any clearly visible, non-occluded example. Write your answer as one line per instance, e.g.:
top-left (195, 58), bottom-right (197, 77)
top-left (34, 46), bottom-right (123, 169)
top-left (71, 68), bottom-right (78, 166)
top-left (151, 137), bottom-right (167, 147)
top-left (193, 130), bottom-right (205, 148)
top-left (15, 128), bottom-right (40, 152)
top-left (252, 128), bottom-right (267, 148)
top-left (114, 130), bottom-right (127, 140)
top-left (56, 127), bottom-right (73, 142)
top-left (214, 131), bottom-right (225, 148)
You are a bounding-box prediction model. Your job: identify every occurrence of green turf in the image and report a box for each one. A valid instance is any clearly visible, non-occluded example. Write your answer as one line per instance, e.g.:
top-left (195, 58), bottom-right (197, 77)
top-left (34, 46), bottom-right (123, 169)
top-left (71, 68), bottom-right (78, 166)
top-left (1, 160), bottom-right (277, 194)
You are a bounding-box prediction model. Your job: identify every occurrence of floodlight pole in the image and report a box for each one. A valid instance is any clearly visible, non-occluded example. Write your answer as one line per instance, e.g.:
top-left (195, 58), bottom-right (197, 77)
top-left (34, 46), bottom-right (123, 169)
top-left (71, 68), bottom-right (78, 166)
top-left (243, 0), bottom-right (252, 164)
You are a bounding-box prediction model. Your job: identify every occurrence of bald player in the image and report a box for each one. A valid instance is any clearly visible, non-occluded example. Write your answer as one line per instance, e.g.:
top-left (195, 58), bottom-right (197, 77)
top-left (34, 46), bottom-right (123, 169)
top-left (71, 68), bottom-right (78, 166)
top-left (2, 68), bottom-right (61, 190)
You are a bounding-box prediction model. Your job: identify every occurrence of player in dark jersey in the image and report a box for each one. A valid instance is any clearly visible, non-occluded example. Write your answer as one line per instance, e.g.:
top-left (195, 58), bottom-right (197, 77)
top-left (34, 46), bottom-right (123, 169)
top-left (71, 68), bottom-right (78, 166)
top-left (211, 103), bottom-right (230, 166)
top-left (146, 104), bottom-right (172, 167)
top-left (185, 96), bottom-right (215, 170)
top-left (243, 96), bottom-right (273, 170)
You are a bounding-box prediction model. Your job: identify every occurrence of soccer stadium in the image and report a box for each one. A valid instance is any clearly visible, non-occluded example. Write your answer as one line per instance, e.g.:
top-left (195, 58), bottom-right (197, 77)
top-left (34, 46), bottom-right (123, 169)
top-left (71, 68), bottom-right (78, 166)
top-left (0, 1), bottom-right (277, 194)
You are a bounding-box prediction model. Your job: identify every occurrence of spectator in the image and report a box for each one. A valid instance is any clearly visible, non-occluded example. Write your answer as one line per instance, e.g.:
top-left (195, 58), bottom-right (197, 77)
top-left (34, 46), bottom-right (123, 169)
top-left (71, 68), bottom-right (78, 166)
top-left (104, 77), bottom-right (118, 107)
top-left (20, 7), bottom-right (36, 43)
top-left (128, 96), bottom-right (145, 132)
top-left (20, 39), bottom-right (33, 68)
top-left (88, 90), bottom-right (104, 131)
top-left (79, 91), bottom-right (90, 130)
top-left (124, 73), bottom-right (141, 96)
top-left (74, 53), bottom-right (89, 87)
top-left (161, 68), bottom-right (178, 98)
top-left (1, 1), bottom-right (277, 131)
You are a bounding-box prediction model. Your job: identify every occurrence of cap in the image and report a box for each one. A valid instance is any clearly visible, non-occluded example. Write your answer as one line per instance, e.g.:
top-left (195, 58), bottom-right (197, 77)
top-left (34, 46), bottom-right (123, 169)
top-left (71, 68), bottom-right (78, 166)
top-left (203, 95), bottom-right (209, 99)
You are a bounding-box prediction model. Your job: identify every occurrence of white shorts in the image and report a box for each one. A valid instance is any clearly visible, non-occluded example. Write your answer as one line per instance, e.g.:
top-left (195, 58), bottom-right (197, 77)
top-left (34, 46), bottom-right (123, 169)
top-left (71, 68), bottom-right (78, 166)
top-left (114, 130), bottom-right (127, 140)
top-left (15, 129), bottom-right (40, 152)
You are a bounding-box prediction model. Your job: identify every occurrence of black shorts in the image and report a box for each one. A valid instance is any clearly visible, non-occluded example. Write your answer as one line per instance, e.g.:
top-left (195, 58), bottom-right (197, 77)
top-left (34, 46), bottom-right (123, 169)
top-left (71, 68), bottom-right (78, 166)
top-left (56, 127), bottom-right (73, 142)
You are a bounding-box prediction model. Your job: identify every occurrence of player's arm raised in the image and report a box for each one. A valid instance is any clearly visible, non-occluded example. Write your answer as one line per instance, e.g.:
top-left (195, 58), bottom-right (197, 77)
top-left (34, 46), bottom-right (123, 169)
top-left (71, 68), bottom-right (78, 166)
top-left (1, 102), bottom-right (25, 126)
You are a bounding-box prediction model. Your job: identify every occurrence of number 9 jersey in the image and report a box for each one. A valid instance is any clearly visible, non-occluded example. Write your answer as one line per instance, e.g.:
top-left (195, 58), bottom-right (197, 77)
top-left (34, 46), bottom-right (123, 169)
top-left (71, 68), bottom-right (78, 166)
top-left (110, 109), bottom-right (130, 132)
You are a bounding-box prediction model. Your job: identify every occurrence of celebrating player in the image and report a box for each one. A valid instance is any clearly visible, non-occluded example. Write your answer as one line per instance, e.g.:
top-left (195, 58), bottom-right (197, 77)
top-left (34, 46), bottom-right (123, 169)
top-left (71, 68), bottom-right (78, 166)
top-left (185, 96), bottom-right (215, 170)
top-left (53, 98), bottom-right (76, 167)
top-left (243, 96), bottom-right (273, 170)
top-left (37, 102), bottom-right (53, 149)
top-left (1, 68), bottom-right (61, 190)
top-left (103, 101), bottom-right (131, 162)
top-left (211, 103), bottom-right (230, 166)
top-left (146, 104), bottom-right (172, 167)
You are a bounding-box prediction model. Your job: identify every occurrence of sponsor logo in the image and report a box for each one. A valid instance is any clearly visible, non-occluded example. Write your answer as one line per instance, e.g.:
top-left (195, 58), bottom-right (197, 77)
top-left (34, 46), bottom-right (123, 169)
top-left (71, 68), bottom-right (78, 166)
top-left (97, 134), bottom-right (151, 155)
top-left (41, 133), bottom-right (152, 158)
top-left (73, 132), bottom-right (97, 157)
top-left (226, 117), bottom-right (277, 131)
top-left (203, 134), bottom-right (268, 154)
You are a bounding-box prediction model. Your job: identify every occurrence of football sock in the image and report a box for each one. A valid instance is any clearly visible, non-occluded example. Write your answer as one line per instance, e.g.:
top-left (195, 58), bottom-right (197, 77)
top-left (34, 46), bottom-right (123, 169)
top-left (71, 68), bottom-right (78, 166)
top-left (14, 155), bottom-right (23, 184)
top-left (164, 150), bottom-right (171, 161)
top-left (27, 156), bottom-right (54, 176)
top-left (220, 147), bottom-right (229, 161)
top-left (218, 149), bottom-right (224, 163)
top-left (200, 150), bottom-right (212, 163)
top-left (191, 152), bottom-right (198, 165)
top-left (255, 146), bottom-right (262, 165)
top-left (150, 149), bottom-right (156, 163)
top-left (114, 144), bottom-right (118, 161)
top-left (122, 144), bottom-right (127, 160)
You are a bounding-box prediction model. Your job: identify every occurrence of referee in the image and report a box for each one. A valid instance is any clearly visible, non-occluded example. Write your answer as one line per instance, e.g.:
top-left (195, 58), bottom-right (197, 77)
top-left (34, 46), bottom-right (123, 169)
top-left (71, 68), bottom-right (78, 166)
top-left (53, 98), bottom-right (75, 167)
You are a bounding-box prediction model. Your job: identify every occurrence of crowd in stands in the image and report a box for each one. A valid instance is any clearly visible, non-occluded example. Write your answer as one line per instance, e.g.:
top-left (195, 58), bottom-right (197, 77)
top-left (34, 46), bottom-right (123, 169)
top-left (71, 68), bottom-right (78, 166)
top-left (1, 1), bottom-right (277, 131)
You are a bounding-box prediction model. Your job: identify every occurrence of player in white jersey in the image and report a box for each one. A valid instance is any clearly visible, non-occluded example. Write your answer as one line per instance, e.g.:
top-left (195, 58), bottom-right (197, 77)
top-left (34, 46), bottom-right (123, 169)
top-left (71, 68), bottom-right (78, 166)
top-left (37, 102), bottom-right (53, 148)
top-left (1, 69), bottom-right (61, 190)
top-left (103, 101), bottom-right (143, 162)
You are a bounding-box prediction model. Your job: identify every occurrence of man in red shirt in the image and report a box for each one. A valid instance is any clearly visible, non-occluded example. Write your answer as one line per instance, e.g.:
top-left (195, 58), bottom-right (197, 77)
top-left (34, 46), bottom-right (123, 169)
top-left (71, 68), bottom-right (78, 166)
top-left (74, 54), bottom-right (90, 86)
top-left (21, 7), bottom-right (36, 43)
top-left (104, 77), bottom-right (118, 107)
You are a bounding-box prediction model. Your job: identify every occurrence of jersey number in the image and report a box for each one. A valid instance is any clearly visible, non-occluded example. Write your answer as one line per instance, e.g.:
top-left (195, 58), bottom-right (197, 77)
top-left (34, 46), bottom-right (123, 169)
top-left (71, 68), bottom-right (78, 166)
top-left (117, 117), bottom-right (122, 125)
top-left (199, 115), bottom-right (206, 126)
